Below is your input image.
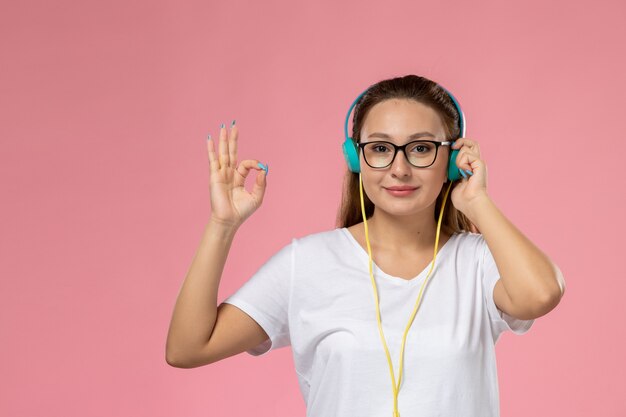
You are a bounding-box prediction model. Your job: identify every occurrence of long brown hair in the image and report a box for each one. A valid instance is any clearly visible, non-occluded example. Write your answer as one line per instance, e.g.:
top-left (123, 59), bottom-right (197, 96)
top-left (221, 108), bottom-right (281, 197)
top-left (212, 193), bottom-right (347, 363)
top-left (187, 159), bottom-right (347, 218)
top-left (336, 74), bottom-right (478, 235)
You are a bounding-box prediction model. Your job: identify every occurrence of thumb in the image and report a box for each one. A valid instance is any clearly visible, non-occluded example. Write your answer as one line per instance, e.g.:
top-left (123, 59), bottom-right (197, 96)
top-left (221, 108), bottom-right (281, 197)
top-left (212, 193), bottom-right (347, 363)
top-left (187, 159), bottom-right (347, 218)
top-left (251, 165), bottom-right (267, 203)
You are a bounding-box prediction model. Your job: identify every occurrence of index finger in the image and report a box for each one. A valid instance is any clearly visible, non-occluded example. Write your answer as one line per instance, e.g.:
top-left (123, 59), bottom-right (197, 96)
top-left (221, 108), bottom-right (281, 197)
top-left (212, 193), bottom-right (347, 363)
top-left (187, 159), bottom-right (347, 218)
top-left (452, 138), bottom-right (476, 149)
top-left (234, 159), bottom-right (266, 188)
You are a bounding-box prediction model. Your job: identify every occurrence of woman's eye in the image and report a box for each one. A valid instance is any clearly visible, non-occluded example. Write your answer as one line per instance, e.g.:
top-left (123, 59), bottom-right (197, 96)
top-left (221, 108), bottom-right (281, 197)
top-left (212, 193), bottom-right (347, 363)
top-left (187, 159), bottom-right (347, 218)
top-left (373, 145), bottom-right (389, 152)
top-left (411, 144), bottom-right (431, 153)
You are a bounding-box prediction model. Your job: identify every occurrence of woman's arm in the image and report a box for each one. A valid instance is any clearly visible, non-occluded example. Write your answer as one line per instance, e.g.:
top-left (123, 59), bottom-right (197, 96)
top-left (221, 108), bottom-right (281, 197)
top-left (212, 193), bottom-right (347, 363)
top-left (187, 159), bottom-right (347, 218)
top-left (166, 123), bottom-right (270, 367)
top-left (467, 195), bottom-right (565, 320)
top-left (165, 219), bottom-right (238, 366)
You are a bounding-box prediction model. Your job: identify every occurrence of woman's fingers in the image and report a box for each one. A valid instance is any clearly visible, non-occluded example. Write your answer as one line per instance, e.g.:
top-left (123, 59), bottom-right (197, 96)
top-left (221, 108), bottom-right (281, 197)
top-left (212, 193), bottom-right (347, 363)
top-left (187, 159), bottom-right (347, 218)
top-left (234, 159), bottom-right (266, 188)
top-left (207, 135), bottom-right (219, 173)
top-left (218, 124), bottom-right (229, 168)
top-left (457, 149), bottom-right (478, 172)
top-left (250, 162), bottom-right (267, 205)
top-left (208, 122), bottom-right (238, 171)
top-left (454, 139), bottom-right (481, 172)
top-left (229, 123), bottom-right (238, 168)
top-left (452, 138), bottom-right (479, 153)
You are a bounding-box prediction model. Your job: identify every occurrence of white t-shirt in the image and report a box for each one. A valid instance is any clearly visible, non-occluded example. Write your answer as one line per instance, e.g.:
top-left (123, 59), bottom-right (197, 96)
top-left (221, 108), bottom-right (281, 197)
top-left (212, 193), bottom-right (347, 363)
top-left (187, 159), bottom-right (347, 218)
top-left (222, 227), bottom-right (534, 417)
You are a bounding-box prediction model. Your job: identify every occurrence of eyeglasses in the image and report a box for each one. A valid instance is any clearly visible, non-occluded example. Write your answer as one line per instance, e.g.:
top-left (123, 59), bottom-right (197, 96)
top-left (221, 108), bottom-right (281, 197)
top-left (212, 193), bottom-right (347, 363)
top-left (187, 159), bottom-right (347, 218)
top-left (357, 140), bottom-right (453, 169)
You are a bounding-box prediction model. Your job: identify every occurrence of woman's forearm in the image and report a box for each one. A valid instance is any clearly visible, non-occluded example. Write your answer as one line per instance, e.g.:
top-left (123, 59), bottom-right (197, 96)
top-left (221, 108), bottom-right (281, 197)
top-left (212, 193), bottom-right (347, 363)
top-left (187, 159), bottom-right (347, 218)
top-left (165, 218), bottom-right (239, 366)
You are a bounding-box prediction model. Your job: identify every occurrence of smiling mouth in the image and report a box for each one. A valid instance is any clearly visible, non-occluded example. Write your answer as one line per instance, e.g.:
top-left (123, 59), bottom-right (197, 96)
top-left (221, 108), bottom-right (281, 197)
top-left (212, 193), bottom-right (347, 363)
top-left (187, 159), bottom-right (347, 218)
top-left (384, 187), bottom-right (419, 191)
top-left (384, 187), bottom-right (419, 196)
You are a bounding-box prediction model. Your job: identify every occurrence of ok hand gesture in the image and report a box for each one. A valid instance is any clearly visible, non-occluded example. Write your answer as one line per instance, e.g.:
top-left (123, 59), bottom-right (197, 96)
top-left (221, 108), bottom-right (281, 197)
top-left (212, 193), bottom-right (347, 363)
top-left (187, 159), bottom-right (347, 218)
top-left (207, 122), bottom-right (268, 229)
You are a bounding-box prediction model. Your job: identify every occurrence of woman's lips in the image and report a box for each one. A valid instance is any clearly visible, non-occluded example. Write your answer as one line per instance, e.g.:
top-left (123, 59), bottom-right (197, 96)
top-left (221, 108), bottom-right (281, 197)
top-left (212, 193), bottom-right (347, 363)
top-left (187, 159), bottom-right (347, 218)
top-left (384, 187), bottom-right (418, 197)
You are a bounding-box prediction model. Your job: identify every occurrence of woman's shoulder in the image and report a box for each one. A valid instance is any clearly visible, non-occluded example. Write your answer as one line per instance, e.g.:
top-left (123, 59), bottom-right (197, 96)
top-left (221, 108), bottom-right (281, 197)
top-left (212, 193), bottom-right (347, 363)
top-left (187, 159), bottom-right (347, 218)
top-left (448, 230), bottom-right (489, 261)
top-left (292, 227), bottom-right (346, 246)
top-left (453, 230), bottom-right (483, 241)
top-left (286, 227), bottom-right (356, 255)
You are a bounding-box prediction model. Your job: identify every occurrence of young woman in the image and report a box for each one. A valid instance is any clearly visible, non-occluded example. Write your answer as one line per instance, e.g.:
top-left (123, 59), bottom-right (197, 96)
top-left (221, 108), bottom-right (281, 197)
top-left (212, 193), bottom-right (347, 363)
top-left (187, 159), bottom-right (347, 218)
top-left (166, 74), bottom-right (565, 417)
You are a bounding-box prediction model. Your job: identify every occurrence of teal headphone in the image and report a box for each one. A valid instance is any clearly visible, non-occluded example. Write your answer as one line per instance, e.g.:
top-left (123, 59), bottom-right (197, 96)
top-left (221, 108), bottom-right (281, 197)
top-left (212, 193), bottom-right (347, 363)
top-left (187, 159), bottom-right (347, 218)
top-left (341, 83), bottom-right (466, 182)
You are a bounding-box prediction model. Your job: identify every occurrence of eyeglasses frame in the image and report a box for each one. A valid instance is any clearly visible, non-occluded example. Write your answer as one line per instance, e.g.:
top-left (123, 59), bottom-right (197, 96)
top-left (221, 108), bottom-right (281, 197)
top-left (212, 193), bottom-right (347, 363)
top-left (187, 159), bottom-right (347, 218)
top-left (357, 139), bottom-right (454, 169)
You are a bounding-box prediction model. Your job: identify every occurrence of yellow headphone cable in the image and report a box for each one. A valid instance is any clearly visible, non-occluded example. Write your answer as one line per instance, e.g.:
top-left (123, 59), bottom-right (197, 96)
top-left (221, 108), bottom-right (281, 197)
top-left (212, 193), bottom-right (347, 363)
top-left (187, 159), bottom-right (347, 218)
top-left (358, 174), bottom-right (454, 417)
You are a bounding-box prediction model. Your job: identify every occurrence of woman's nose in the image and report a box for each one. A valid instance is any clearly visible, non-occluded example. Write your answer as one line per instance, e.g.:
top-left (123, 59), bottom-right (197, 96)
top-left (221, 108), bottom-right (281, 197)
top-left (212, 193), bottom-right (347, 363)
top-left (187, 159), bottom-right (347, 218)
top-left (391, 150), bottom-right (412, 175)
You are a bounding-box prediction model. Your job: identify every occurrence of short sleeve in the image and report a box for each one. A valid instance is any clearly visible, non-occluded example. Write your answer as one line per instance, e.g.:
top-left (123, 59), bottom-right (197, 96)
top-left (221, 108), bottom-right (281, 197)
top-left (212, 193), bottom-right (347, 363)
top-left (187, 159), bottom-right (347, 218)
top-left (221, 239), bottom-right (294, 356)
top-left (479, 236), bottom-right (534, 337)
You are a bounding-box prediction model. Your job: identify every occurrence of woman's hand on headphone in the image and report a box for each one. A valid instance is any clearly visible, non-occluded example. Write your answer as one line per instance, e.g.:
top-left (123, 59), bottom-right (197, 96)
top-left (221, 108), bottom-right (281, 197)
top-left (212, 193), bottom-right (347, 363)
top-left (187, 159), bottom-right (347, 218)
top-left (206, 122), bottom-right (268, 229)
top-left (450, 138), bottom-right (489, 217)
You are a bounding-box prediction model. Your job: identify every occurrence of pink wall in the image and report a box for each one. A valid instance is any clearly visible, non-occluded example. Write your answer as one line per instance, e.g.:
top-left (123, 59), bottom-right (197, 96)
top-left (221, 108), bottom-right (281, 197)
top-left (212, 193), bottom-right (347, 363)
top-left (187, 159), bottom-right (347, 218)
top-left (1, 0), bottom-right (624, 416)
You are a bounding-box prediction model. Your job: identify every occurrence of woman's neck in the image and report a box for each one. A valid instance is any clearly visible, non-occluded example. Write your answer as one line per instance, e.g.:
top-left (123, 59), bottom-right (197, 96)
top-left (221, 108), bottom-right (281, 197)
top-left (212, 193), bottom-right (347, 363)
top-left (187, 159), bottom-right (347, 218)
top-left (365, 210), bottom-right (445, 253)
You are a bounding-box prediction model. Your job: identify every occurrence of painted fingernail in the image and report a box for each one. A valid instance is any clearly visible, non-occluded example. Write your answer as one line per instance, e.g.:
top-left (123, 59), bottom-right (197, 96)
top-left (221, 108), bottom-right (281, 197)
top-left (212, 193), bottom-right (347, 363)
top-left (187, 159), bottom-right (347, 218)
top-left (258, 162), bottom-right (268, 174)
top-left (207, 134), bottom-right (211, 141)
top-left (459, 169), bottom-right (467, 179)
top-left (231, 119), bottom-right (236, 127)
top-left (465, 169), bottom-right (473, 176)
top-left (220, 123), bottom-right (225, 129)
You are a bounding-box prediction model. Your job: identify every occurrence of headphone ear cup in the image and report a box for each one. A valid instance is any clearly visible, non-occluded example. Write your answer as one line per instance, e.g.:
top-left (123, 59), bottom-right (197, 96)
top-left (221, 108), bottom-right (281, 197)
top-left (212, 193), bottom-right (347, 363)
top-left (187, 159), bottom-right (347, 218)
top-left (447, 148), bottom-right (462, 182)
top-left (342, 138), bottom-right (361, 173)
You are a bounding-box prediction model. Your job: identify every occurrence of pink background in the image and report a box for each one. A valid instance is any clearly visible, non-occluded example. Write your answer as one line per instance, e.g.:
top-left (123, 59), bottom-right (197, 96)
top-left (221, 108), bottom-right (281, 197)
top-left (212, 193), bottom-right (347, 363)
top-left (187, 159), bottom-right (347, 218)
top-left (1, 0), bottom-right (624, 416)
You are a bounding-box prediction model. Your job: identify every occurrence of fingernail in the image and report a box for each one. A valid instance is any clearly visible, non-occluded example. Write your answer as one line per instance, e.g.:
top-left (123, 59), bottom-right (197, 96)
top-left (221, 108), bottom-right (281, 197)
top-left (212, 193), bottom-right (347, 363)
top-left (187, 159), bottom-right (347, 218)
top-left (459, 169), bottom-right (467, 179)
top-left (220, 123), bottom-right (225, 129)
top-left (207, 134), bottom-right (211, 141)
top-left (465, 169), bottom-right (473, 176)
top-left (257, 162), bottom-right (267, 173)
top-left (231, 119), bottom-right (236, 127)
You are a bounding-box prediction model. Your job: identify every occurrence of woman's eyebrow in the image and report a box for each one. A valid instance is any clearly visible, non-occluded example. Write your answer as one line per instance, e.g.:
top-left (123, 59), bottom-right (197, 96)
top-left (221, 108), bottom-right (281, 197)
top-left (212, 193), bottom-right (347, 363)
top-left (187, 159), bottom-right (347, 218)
top-left (367, 131), bottom-right (436, 140)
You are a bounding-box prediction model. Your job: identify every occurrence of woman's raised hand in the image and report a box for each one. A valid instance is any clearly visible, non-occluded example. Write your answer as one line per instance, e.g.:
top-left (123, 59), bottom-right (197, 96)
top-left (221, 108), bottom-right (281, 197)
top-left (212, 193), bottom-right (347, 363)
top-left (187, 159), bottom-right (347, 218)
top-left (206, 122), bottom-right (268, 229)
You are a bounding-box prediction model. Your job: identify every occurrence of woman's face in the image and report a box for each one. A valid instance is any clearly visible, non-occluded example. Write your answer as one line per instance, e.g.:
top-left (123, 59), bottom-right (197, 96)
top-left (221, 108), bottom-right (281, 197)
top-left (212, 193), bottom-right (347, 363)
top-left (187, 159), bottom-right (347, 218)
top-left (359, 98), bottom-right (450, 218)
